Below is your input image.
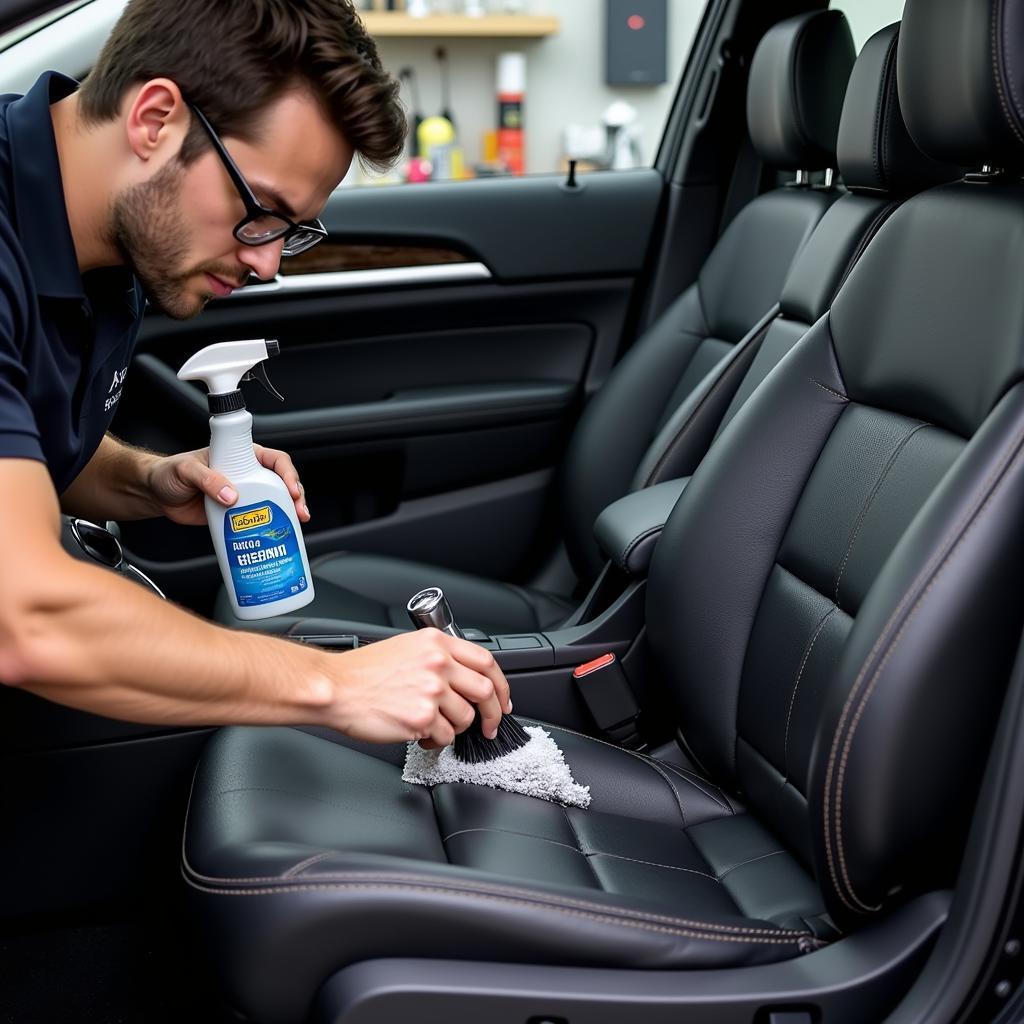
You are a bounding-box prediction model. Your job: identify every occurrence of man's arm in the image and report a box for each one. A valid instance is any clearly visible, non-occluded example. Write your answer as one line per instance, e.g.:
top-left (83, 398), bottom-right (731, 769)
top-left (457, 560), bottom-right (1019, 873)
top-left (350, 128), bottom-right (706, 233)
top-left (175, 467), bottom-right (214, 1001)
top-left (60, 433), bottom-right (161, 521)
top-left (61, 432), bottom-right (310, 526)
top-left (3, 458), bottom-right (510, 746)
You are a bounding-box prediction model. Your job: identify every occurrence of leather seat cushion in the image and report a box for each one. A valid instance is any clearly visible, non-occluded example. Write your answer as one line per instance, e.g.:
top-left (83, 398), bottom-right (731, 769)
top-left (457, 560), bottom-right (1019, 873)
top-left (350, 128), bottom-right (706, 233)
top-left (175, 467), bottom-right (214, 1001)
top-left (184, 724), bottom-right (831, 1023)
top-left (213, 551), bottom-right (575, 636)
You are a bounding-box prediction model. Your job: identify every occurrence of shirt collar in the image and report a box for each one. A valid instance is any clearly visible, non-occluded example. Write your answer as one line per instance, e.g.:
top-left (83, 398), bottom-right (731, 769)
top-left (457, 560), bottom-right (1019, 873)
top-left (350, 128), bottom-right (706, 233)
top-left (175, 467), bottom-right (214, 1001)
top-left (7, 71), bottom-right (87, 301)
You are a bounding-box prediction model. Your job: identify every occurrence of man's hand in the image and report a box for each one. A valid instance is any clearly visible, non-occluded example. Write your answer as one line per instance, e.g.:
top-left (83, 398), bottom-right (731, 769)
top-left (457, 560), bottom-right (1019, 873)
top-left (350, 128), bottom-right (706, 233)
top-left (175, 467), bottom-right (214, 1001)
top-left (324, 628), bottom-right (514, 749)
top-left (146, 444), bottom-right (310, 525)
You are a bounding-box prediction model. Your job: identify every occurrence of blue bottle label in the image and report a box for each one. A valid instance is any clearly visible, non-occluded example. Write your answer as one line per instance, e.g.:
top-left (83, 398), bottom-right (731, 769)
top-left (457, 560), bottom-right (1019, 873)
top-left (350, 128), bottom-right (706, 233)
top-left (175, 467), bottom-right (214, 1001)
top-left (223, 499), bottom-right (308, 608)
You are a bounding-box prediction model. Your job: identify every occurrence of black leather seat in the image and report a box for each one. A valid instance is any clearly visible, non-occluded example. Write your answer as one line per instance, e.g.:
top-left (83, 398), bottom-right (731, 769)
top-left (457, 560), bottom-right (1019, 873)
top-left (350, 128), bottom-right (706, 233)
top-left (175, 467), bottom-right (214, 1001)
top-left (184, 5), bottom-right (1024, 1019)
top-left (214, 10), bottom-right (855, 638)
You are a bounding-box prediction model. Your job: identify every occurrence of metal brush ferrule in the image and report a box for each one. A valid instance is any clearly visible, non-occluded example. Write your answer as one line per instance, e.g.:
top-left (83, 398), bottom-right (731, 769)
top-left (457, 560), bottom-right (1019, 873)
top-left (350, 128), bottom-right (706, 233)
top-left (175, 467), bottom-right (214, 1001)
top-left (406, 587), bottom-right (465, 639)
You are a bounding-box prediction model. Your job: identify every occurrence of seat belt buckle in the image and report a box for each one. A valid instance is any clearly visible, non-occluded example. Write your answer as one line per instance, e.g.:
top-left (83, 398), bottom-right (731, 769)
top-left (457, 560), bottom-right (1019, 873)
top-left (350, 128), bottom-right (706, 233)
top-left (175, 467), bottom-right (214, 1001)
top-left (572, 653), bottom-right (645, 750)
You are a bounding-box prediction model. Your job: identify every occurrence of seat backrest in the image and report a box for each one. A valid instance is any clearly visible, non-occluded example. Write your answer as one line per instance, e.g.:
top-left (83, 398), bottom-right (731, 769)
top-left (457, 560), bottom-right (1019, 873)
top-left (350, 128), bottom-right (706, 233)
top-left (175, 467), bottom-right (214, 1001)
top-left (631, 21), bottom-right (961, 492)
top-left (647, 0), bottom-right (1024, 931)
top-left (560, 10), bottom-right (855, 583)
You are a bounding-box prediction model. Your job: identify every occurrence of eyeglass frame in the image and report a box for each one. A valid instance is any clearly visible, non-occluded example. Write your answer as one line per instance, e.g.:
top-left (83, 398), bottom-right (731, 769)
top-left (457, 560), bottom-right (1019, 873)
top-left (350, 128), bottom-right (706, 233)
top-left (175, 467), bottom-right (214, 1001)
top-left (186, 102), bottom-right (328, 257)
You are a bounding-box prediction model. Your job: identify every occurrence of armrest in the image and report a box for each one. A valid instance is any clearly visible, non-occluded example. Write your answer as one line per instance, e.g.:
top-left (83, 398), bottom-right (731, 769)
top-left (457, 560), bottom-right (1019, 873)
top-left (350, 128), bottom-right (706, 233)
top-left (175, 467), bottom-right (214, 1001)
top-left (593, 477), bottom-right (690, 576)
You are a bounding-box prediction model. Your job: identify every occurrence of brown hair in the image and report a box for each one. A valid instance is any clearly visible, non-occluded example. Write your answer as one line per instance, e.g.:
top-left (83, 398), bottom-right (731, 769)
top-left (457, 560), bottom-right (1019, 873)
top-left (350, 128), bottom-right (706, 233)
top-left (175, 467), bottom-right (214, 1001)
top-left (78, 0), bottom-right (406, 174)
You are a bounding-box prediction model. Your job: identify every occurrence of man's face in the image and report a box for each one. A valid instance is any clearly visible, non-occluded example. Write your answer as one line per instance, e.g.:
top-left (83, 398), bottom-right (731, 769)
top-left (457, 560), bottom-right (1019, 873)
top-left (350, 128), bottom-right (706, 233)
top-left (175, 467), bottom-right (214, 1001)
top-left (111, 90), bottom-right (353, 320)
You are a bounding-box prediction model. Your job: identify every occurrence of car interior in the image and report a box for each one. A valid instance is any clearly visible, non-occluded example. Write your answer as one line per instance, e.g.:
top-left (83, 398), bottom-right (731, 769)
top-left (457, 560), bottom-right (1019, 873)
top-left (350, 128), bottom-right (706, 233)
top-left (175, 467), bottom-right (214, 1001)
top-left (7, 0), bottom-right (1024, 1022)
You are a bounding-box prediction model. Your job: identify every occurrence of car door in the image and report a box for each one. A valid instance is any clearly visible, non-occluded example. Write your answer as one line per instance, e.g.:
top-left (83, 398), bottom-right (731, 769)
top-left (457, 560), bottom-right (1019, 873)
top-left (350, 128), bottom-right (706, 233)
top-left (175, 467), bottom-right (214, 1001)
top-left (113, 168), bottom-right (664, 611)
top-left (101, 0), bottom-right (776, 617)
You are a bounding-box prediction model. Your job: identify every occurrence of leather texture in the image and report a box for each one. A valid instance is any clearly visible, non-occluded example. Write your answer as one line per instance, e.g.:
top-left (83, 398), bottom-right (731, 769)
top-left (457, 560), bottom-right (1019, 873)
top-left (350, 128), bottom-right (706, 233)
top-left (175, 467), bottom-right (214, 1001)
top-left (593, 477), bottom-right (690, 575)
top-left (836, 24), bottom-right (963, 196)
top-left (184, 723), bottom-right (825, 1024)
top-left (186, 14), bottom-right (1024, 1021)
top-left (746, 10), bottom-right (856, 171)
top-left (899, 0), bottom-right (1024, 168)
top-left (562, 185), bottom-right (833, 579)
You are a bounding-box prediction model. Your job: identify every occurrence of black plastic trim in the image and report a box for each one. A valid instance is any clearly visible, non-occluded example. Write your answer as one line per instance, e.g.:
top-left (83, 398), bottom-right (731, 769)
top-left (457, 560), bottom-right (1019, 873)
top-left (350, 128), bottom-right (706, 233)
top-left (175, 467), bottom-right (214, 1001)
top-left (313, 892), bottom-right (947, 1024)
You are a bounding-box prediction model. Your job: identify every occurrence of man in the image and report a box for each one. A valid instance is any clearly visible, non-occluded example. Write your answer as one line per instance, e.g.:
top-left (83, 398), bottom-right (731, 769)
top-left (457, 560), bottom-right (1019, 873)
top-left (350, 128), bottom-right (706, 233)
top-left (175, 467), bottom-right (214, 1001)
top-left (0, 0), bottom-right (512, 750)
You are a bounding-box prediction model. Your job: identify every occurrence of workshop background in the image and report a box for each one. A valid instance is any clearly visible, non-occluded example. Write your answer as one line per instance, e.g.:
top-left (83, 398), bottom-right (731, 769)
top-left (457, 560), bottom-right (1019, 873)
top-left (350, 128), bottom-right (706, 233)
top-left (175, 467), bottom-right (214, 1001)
top-left (344, 0), bottom-right (904, 187)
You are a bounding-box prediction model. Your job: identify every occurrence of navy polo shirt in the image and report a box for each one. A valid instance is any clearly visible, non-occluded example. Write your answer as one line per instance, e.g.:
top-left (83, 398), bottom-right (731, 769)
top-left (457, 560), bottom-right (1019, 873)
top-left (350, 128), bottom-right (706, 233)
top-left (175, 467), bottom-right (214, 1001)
top-left (0, 71), bottom-right (143, 494)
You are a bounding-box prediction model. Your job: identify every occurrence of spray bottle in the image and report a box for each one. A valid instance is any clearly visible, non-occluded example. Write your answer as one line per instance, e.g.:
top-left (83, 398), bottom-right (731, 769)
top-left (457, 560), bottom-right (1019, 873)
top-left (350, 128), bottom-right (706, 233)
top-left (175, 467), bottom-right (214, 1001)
top-left (177, 339), bottom-right (315, 620)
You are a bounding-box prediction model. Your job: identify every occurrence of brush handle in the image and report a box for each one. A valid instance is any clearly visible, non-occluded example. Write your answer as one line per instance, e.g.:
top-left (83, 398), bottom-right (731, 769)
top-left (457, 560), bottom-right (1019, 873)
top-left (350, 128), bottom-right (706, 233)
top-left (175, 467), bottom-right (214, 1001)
top-left (406, 587), bottom-right (465, 639)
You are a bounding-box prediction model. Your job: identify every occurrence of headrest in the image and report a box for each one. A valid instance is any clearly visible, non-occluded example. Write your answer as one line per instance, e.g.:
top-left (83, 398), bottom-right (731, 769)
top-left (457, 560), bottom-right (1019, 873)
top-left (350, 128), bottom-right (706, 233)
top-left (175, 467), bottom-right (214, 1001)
top-left (746, 10), bottom-right (855, 171)
top-left (837, 23), bottom-right (963, 196)
top-left (898, 0), bottom-right (1024, 168)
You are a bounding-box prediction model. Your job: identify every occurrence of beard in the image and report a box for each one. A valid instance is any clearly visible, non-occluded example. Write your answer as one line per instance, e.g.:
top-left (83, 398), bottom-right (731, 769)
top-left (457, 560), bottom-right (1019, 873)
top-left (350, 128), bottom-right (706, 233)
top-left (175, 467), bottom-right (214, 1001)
top-left (110, 159), bottom-right (246, 321)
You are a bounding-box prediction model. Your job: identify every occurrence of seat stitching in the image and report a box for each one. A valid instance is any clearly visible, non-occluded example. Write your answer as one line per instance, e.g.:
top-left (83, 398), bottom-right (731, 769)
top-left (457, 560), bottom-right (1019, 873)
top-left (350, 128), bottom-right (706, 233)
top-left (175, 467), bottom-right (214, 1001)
top-left (180, 854), bottom-right (808, 936)
top-left (281, 851), bottom-right (334, 879)
top-left (811, 379), bottom-right (848, 402)
top-left (716, 848), bottom-right (787, 881)
top-left (877, 31), bottom-right (899, 191)
top-left (560, 806), bottom-right (605, 887)
top-left (834, 421), bottom-right (929, 607)
top-left (870, 31), bottom-right (895, 188)
top-left (430, 787), bottom-right (451, 866)
top-left (833, 462), bottom-right (1022, 910)
top-left (823, 417), bottom-right (1024, 912)
top-left (783, 606), bottom-right (836, 780)
top-left (1001, 0), bottom-right (1024, 143)
top-left (585, 850), bottom-right (720, 881)
top-left (182, 875), bottom-right (820, 946)
top-left (658, 762), bottom-right (733, 813)
top-left (442, 826), bottom-right (584, 858)
top-left (642, 308), bottom-right (778, 487)
top-left (541, 723), bottom-right (689, 827)
top-left (993, 0), bottom-right (1024, 148)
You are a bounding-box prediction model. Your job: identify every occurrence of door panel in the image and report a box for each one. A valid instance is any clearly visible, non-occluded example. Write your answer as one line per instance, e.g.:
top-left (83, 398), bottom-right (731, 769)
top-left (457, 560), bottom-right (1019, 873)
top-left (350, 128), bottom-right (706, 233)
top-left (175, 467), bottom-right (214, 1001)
top-left (113, 170), bottom-right (663, 613)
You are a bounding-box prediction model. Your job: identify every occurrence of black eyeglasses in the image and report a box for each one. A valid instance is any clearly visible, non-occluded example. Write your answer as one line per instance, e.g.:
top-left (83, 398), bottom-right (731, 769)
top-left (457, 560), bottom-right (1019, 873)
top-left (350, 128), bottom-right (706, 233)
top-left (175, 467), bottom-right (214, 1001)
top-left (187, 103), bottom-right (327, 257)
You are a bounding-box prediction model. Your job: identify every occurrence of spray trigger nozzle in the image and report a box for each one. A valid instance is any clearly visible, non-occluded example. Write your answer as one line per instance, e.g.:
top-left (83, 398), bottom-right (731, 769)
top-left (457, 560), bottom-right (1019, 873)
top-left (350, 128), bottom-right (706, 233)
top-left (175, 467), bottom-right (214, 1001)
top-left (242, 361), bottom-right (284, 402)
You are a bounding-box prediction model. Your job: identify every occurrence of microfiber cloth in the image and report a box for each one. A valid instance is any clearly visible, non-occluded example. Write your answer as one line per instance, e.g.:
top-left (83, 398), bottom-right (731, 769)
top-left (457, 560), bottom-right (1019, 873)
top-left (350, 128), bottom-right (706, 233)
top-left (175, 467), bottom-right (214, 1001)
top-left (402, 724), bottom-right (591, 809)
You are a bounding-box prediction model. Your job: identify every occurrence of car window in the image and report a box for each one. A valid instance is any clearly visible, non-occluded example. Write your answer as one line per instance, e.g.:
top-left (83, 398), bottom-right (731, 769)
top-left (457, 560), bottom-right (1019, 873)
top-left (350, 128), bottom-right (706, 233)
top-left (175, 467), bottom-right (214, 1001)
top-left (830, 0), bottom-right (906, 51)
top-left (344, 0), bottom-right (710, 187)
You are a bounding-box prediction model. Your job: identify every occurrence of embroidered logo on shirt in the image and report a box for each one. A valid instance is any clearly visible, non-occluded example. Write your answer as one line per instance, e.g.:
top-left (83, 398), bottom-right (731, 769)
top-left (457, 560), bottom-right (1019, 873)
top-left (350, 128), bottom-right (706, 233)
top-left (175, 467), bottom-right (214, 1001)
top-left (104, 365), bottom-right (129, 412)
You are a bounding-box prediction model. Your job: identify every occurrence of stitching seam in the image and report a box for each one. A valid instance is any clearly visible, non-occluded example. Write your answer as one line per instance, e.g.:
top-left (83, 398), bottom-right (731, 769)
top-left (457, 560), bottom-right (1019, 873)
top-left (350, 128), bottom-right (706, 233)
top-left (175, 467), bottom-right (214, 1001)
top-left (811, 379), bottom-right (848, 402)
top-left (823, 415), bottom-right (1024, 911)
top-left (643, 309), bottom-right (778, 487)
top-left (993, 0), bottom-right (1024, 147)
top-left (183, 874), bottom-right (820, 946)
top-left (869, 32), bottom-right (896, 188)
top-left (658, 761), bottom-right (732, 813)
top-left (544, 724), bottom-right (688, 827)
top-left (717, 849), bottom-right (787, 881)
top-left (281, 851), bottom-right (334, 879)
top-left (834, 421), bottom-right (929, 606)
top-left (443, 826), bottom-right (582, 858)
top-left (180, 864), bottom-right (806, 936)
top-left (783, 606), bottom-right (837, 779)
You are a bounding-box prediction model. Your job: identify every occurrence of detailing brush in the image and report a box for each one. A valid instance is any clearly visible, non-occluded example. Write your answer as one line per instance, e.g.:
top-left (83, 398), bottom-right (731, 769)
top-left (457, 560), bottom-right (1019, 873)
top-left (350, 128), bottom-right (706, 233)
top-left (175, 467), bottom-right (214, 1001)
top-left (406, 587), bottom-right (531, 764)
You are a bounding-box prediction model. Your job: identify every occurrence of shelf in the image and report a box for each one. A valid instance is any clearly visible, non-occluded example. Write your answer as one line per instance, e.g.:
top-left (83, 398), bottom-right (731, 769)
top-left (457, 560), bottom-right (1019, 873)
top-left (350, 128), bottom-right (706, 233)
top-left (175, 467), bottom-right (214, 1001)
top-left (360, 13), bottom-right (560, 37)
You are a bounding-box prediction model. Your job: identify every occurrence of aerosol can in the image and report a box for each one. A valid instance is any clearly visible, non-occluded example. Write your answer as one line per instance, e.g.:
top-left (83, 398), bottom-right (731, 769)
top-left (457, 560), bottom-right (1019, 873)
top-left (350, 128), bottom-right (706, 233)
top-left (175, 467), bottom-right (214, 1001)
top-left (177, 339), bottom-right (314, 620)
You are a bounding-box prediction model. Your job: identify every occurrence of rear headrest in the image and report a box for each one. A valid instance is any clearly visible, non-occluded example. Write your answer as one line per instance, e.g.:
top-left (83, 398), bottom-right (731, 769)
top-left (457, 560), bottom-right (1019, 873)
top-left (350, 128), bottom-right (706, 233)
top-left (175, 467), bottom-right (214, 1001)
top-left (746, 10), bottom-right (855, 171)
top-left (898, 0), bottom-right (1024, 168)
top-left (837, 23), bottom-right (962, 196)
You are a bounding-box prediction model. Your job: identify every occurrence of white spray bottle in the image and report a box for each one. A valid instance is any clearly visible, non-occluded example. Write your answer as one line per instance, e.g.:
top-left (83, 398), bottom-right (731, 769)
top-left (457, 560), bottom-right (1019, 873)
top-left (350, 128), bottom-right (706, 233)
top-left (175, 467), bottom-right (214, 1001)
top-left (177, 339), bottom-right (315, 620)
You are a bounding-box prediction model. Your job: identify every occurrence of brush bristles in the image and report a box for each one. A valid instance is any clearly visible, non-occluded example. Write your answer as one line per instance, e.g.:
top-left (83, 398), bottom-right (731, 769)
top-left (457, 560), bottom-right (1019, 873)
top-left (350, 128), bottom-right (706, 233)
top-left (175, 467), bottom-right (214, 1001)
top-left (453, 710), bottom-right (532, 764)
